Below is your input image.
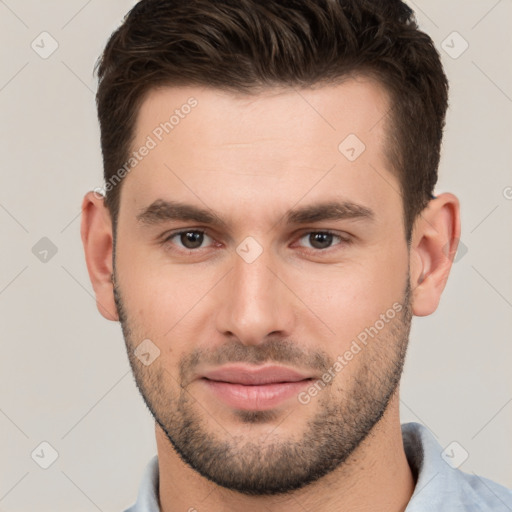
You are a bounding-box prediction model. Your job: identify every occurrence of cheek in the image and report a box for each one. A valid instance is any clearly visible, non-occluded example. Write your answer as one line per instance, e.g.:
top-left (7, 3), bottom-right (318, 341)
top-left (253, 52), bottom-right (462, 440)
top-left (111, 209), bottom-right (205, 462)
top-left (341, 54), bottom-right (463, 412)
top-left (293, 243), bottom-right (408, 342)
top-left (116, 237), bottom-right (221, 343)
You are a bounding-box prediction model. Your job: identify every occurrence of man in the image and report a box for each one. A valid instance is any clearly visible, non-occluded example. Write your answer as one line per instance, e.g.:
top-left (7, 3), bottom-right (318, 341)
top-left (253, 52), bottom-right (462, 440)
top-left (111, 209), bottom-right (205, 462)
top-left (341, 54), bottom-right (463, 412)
top-left (80, 0), bottom-right (512, 510)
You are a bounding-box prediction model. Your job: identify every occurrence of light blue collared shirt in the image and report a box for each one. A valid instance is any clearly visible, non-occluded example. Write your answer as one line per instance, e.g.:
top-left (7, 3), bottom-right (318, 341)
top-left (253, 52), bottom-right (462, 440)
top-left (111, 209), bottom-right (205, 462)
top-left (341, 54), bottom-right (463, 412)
top-left (124, 422), bottom-right (512, 511)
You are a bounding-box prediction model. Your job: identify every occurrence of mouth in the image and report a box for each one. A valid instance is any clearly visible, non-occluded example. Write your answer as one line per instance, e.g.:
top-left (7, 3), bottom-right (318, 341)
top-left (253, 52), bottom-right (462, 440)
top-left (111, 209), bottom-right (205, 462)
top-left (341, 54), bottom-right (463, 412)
top-left (198, 364), bottom-right (316, 410)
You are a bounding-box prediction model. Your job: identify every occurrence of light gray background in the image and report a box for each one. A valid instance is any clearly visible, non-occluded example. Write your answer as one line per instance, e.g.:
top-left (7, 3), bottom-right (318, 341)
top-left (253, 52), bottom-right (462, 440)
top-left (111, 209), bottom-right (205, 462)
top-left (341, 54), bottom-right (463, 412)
top-left (1, 1), bottom-right (511, 510)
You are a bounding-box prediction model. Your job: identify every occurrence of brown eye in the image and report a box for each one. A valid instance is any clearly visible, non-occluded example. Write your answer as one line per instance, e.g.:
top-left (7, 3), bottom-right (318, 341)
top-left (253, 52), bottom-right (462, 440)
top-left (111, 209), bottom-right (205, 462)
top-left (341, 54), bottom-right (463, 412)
top-left (181, 231), bottom-right (203, 249)
top-left (298, 231), bottom-right (346, 251)
top-left (308, 232), bottom-right (334, 249)
top-left (164, 230), bottom-right (212, 250)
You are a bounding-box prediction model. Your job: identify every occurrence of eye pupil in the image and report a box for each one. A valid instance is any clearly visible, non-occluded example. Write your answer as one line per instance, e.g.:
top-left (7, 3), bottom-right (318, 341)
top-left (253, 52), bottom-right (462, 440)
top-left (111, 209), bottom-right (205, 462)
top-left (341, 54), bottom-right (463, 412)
top-left (181, 231), bottom-right (204, 249)
top-left (310, 232), bottom-right (333, 249)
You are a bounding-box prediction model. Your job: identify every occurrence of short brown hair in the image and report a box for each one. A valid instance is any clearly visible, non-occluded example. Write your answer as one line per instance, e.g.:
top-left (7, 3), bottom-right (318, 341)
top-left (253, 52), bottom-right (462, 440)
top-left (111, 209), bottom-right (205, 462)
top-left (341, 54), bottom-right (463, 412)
top-left (95, 0), bottom-right (448, 241)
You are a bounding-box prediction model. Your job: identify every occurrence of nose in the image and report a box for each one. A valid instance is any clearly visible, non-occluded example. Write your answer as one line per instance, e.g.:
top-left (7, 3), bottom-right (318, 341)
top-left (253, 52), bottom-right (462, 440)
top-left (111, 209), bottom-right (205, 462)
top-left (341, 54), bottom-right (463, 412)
top-left (214, 245), bottom-right (296, 346)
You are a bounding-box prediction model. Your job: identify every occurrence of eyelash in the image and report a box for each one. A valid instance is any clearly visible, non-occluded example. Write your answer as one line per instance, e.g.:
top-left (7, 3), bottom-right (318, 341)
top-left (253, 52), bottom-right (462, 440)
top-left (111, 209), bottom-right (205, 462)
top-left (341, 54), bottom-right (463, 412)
top-left (160, 229), bottom-right (352, 254)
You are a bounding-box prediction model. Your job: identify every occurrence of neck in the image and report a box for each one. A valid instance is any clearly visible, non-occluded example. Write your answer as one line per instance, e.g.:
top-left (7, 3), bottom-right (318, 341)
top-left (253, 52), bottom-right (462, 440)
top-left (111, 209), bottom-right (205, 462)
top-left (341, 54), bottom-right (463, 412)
top-left (156, 393), bottom-right (415, 512)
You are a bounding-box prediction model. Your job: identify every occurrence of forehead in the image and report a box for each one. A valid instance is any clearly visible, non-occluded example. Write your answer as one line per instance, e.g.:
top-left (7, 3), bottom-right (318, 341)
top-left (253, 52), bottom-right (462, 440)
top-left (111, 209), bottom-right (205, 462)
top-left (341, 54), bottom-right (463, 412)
top-left (135, 76), bottom-right (392, 153)
top-left (120, 78), bottom-right (399, 229)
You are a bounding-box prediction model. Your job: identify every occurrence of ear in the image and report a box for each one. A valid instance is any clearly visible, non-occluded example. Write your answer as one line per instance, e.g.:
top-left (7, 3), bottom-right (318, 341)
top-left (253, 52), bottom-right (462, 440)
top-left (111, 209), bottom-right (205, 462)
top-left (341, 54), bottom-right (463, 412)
top-left (80, 191), bottom-right (119, 321)
top-left (409, 193), bottom-right (461, 317)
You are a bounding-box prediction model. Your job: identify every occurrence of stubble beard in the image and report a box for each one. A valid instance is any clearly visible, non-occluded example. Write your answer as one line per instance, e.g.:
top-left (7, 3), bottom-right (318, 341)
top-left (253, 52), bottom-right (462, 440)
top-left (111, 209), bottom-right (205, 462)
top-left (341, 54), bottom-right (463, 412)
top-left (113, 275), bottom-right (412, 496)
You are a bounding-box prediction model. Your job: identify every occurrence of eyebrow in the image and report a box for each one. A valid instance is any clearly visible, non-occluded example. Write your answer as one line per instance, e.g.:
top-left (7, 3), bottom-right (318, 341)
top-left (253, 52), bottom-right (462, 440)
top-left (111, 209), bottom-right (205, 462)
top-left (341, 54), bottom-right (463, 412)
top-left (136, 199), bottom-right (375, 228)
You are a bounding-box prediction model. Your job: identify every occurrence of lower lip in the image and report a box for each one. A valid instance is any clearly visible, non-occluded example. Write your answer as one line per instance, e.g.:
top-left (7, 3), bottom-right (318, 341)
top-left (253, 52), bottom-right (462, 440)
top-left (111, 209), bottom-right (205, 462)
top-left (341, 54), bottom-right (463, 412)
top-left (201, 378), bottom-right (312, 410)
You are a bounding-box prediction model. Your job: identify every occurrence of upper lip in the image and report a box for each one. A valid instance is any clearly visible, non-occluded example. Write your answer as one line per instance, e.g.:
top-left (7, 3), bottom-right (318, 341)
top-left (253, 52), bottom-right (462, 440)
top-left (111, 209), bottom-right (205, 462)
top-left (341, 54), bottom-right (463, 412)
top-left (200, 364), bottom-right (313, 385)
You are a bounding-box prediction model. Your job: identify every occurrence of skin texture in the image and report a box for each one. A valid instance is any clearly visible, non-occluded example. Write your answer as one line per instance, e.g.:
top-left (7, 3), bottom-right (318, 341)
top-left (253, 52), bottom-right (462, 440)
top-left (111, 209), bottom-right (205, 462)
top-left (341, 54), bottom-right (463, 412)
top-left (81, 76), bottom-right (460, 511)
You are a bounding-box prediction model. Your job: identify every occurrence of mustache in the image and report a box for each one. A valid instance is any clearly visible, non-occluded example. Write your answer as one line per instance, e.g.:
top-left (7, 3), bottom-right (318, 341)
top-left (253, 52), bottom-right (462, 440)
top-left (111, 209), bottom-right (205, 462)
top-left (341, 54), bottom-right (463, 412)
top-left (179, 338), bottom-right (331, 383)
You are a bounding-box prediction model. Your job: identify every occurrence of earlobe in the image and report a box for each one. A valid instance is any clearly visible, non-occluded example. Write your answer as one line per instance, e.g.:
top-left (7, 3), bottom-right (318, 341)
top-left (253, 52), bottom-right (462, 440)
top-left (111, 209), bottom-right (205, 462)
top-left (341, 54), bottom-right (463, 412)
top-left (409, 193), bottom-right (461, 317)
top-left (80, 191), bottom-right (119, 321)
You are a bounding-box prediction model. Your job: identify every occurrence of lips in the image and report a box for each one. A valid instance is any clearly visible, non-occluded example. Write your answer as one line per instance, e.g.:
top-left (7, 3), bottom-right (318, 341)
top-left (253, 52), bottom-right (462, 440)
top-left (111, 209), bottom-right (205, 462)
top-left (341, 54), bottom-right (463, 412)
top-left (201, 364), bottom-right (312, 385)
top-left (198, 364), bottom-right (314, 410)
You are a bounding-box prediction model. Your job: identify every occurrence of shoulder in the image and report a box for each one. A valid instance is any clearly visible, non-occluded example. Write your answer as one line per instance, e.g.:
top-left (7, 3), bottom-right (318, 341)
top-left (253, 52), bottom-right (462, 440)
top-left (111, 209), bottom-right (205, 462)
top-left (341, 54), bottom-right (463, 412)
top-left (402, 422), bottom-right (512, 511)
top-left (123, 455), bottom-right (160, 512)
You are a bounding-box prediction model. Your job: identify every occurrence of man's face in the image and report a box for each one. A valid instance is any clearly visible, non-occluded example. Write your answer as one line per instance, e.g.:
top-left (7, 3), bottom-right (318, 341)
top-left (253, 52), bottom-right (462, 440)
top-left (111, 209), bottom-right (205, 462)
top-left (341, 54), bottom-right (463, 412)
top-left (113, 78), bottom-right (412, 494)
